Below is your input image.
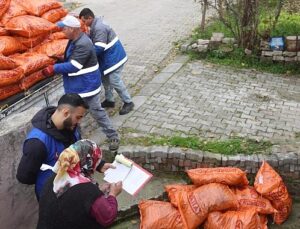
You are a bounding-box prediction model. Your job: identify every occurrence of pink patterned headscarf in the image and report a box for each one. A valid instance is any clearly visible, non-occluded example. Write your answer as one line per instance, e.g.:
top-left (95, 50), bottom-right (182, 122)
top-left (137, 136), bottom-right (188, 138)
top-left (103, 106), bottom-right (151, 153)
top-left (52, 139), bottom-right (102, 197)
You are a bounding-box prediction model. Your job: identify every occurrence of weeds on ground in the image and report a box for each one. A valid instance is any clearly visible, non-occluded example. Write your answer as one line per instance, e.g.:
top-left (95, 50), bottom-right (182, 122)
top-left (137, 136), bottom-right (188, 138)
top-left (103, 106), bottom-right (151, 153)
top-left (121, 135), bottom-right (272, 155)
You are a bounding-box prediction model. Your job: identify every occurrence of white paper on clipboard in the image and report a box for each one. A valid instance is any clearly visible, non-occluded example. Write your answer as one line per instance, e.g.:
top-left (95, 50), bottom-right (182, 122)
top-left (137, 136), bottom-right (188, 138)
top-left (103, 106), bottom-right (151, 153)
top-left (103, 160), bottom-right (153, 196)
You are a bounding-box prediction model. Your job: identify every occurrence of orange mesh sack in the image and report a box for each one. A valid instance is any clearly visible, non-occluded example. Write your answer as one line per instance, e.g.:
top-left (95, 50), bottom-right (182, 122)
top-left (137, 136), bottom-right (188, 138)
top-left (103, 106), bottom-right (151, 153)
top-left (177, 183), bottom-right (238, 229)
top-left (5, 15), bottom-right (56, 37)
top-left (19, 69), bottom-right (48, 90)
top-left (0, 0), bottom-right (27, 25)
top-left (0, 27), bottom-right (8, 36)
top-left (14, 0), bottom-right (62, 16)
top-left (0, 67), bottom-right (24, 86)
top-left (259, 215), bottom-right (269, 229)
top-left (0, 55), bottom-right (18, 70)
top-left (0, 0), bottom-right (11, 21)
top-left (41, 7), bottom-right (68, 23)
top-left (0, 83), bottom-right (22, 101)
top-left (233, 186), bottom-right (276, 214)
top-left (165, 184), bottom-right (197, 207)
top-left (187, 167), bottom-right (249, 186)
top-left (254, 161), bottom-right (292, 224)
top-left (204, 209), bottom-right (267, 229)
top-left (33, 39), bottom-right (68, 58)
top-left (15, 35), bottom-right (48, 48)
top-left (48, 32), bottom-right (67, 40)
top-left (0, 36), bottom-right (27, 56)
top-left (11, 52), bottom-right (55, 75)
top-left (139, 200), bottom-right (184, 229)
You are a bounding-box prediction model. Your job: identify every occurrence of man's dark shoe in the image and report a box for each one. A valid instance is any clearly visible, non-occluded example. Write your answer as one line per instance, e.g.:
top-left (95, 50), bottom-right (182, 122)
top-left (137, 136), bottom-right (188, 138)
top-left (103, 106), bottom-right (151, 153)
top-left (101, 100), bottom-right (115, 108)
top-left (109, 138), bottom-right (119, 151)
top-left (119, 102), bottom-right (134, 115)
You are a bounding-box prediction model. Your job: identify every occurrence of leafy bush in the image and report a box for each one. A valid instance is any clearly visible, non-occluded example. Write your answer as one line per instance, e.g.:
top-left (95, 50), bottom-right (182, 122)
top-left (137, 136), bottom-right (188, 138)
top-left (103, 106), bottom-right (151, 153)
top-left (272, 12), bottom-right (300, 36)
top-left (192, 18), bottom-right (233, 40)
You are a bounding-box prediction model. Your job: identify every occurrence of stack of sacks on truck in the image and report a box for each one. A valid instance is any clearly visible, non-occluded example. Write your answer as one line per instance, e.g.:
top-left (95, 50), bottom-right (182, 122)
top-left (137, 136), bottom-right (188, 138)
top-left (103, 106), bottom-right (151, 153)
top-left (139, 162), bottom-right (292, 229)
top-left (0, 0), bottom-right (69, 101)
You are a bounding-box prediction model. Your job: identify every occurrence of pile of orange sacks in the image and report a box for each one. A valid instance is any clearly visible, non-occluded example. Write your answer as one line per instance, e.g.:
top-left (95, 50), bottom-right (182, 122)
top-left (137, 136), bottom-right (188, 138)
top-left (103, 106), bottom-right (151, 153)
top-left (139, 161), bottom-right (292, 229)
top-left (0, 0), bottom-right (69, 101)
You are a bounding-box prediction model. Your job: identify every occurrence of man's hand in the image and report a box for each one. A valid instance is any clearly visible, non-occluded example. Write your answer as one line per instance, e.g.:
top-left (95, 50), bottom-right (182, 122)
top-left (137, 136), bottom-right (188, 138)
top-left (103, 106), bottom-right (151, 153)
top-left (100, 163), bottom-right (115, 173)
top-left (42, 65), bottom-right (55, 77)
top-left (109, 181), bottom-right (122, 197)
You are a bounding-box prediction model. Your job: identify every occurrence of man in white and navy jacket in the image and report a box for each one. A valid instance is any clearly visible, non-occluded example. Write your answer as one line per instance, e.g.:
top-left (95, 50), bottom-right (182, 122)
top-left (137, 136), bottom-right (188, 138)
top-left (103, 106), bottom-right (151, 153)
top-left (79, 8), bottom-right (134, 115)
top-left (42, 15), bottom-right (120, 151)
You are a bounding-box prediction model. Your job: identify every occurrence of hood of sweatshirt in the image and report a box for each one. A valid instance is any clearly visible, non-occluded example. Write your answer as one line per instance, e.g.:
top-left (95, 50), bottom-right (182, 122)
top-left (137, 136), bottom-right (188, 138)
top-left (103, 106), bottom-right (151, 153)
top-left (31, 106), bottom-right (77, 146)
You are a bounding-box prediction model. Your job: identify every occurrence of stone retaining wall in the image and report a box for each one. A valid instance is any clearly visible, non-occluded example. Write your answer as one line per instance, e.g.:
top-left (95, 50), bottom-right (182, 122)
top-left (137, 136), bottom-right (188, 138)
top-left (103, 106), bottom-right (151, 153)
top-left (116, 145), bottom-right (300, 197)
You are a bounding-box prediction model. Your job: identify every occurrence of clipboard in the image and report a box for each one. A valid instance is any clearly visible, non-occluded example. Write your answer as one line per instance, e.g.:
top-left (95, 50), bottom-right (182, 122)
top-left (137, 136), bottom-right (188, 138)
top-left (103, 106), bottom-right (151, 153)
top-left (103, 155), bottom-right (153, 196)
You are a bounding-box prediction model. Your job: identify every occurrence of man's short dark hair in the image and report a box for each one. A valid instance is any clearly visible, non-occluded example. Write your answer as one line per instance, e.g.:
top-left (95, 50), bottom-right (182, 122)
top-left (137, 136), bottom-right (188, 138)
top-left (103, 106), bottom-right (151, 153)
top-left (57, 93), bottom-right (89, 109)
top-left (79, 8), bottom-right (95, 19)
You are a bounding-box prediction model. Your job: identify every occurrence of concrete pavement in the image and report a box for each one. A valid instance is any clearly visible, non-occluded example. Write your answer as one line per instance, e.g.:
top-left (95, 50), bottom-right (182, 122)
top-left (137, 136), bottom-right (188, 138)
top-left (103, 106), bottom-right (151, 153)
top-left (74, 0), bottom-right (300, 151)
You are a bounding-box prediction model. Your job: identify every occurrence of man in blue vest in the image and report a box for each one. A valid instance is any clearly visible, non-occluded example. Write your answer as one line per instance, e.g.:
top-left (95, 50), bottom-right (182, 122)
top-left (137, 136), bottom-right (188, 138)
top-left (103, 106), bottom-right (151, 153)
top-left (16, 93), bottom-right (88, 200)
top-left (42, 15), bottom-right (120, 150)
top-left (79, 8), bottom-right (134, 115)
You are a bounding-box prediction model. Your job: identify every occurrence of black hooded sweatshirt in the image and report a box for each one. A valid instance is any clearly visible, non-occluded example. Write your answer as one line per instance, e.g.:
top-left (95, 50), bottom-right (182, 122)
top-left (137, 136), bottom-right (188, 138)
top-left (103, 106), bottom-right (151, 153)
top-left (16, 107), bottom-right (79, 185)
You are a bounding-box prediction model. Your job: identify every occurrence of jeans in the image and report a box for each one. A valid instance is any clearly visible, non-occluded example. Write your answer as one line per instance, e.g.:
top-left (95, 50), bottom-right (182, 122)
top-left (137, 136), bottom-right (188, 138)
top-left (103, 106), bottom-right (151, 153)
top-left (102, 65), bottom-right (132, 103)
top-left (83, 93), bottom-right (119, 139)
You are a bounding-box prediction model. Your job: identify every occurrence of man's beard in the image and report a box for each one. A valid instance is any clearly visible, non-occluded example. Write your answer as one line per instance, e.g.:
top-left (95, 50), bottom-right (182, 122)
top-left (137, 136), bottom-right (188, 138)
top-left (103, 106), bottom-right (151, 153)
top-left (63, 117), bottom-right (76, 130)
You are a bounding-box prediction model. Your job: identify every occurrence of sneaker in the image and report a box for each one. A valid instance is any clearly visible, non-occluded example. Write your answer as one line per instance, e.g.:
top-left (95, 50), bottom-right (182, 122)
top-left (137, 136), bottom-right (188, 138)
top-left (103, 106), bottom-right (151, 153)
top-left (109, 138), bottom-right (119, 151)
top-left (119, 102), bottom-right (134, 115)
top-left (101, 100), bottom-right (115, 108)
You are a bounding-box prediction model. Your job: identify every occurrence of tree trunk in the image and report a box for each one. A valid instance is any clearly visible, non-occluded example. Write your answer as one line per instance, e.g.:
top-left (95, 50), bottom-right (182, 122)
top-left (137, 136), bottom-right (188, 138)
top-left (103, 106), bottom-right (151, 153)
top-left (200, 0), bottom-right (208, 31)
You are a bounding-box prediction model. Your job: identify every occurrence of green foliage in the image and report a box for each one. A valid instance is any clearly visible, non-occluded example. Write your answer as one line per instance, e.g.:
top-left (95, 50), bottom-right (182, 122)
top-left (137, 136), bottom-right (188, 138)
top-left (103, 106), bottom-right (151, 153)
top-left (259, 11), bottom-right (300, 37)
top-left (272, 12), bottom-right (300, 36)
top-left (122, 135), bottom-right (272, 155)
top-left (192, 19), bottom-right (233, 40)
top-left (188, 12), bottom-right (300, 75)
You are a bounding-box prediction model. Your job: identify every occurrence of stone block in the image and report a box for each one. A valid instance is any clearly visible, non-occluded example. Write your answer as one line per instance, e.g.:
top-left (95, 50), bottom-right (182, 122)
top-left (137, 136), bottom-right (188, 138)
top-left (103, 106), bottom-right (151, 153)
top-left (272, 51), bottom-right (283, 56)
top-left (262, 51), bottom-right (273, 57)
top-left (168, 147), bottom-right (186, 159)
top-left (197, 39), bottom-right (210, 45)
top-left (191, 43), bottom-right (198, 49)
top-left (180, 43), bottom-right (190, 52)
top-left (285, 56), bottom-right (296, 62)
top-left (202, 151), bottom-right (222, 166)
top-left (211, 32), bottom-right (224, 41)
top-left (150, 146), bottom-right (169, 158)
top-left (179, 159), bottom-right (184, 167)
top-left (222, 37), bottom-right (235, 44)
top-left (283, 51), bottom-right (297, 57)
top-left (185, 150), bottom-right (202, 161)
top-left (227, 155), bottom-right (241, 166)
top-left (265, 154), bottom-right (279, 168)
top-left (197, 45), bottom-right (208, 53)
top-left (171, 164), bottom-right (178, 171)
top-left (273, 55), bottom-right (285, 61)
top-left (221, 155), bottom-right (228, 166)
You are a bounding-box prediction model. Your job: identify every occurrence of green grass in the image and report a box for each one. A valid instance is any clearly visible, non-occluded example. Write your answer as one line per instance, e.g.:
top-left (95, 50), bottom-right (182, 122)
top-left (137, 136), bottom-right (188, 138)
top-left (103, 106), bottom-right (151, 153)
top-left (121, 135), bottom-right (272, 155)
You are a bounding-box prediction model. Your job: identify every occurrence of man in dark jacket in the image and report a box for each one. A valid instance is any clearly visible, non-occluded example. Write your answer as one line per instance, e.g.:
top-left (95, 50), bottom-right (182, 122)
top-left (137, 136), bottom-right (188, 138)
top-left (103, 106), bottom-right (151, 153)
top-left (16, 93), bottom-right (88, 200)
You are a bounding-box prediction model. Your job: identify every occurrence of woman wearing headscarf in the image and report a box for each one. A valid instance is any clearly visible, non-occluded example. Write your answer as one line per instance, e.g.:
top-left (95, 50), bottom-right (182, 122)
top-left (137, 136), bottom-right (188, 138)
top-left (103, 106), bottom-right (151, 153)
top-left (37, 139), bottom-right (122, 229)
